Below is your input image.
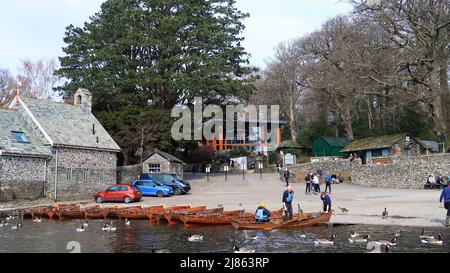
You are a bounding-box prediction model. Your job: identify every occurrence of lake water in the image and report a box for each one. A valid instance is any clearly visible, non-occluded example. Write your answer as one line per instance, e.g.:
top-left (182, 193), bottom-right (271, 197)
top-left (0, 218), bottom-right (449, 253)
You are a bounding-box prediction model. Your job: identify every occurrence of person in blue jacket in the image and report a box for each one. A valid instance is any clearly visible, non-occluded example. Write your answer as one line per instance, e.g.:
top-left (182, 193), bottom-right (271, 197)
top-left (282, 186), bottom-right (294, 220)
top-left (320, 191), bottom-right (332, 212)
top-left (255, 202), bottom-right (271, 223)
top-left (439, 181), bottom-right (450, 227)
top-left (325, 173), bottom-right (332, 194)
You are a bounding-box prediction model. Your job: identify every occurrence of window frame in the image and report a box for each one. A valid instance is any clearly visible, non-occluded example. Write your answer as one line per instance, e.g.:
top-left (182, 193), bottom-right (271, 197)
top-left (11, 131), bottom-right (31, 143)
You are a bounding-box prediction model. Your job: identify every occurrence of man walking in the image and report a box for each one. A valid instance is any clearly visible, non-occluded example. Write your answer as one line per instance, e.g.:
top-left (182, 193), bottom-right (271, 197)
top-left (282, 186), bottom-right (294, 221)
top-left (284, 169), bottom-right (290, 187)
top-left (439, 181), bottom-right (450, 227)
top-left (320, 191), bottom-right (332, 213)
top-left (325, 173), bottom-right (332, 194)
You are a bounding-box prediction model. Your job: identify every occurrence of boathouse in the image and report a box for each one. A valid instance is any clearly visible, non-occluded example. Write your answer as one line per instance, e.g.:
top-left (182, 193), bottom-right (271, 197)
top-left (142, 149), bottom-right (185, 177)
top-left (311, 136), bottom-right (350, 157)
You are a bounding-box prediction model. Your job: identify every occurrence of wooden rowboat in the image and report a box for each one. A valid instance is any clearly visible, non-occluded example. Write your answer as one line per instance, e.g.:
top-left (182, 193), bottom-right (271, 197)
top-left (147, 205), bottom-right (192, 222)
top-left (231, 212), bottom-right (331, 230)
top-left (163, 206), bottom-right (209, 224)
top-left (84, 206), bottom-right (108, 219)
top-left (106, 205), bottom-right (146, 219)
top-left (54, 204), bottom-right (86, 220)
top-left (116, 205), bottom-right (164, 219)
top-left (180, 210), bottom-right (246, 227)
top-left (24, 206), bottom-right (57, 220)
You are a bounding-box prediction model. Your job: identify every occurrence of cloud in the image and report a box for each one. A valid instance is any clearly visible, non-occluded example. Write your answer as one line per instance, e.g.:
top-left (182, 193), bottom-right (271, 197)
top-left (64, 0), bottom-right (81, 7)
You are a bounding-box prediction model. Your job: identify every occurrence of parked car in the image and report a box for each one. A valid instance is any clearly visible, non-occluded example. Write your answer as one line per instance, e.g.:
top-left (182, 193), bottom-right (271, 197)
top-left (94, 184), bottom-right (142, 204)
top-left (132, 180), bottom-right (173, 197)
top-left (139, 173), bottom-right (190, 195)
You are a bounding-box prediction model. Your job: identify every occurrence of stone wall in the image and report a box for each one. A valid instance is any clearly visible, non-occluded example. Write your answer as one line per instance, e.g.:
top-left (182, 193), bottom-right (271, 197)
top-left (291, 154), bottom-right (450, 189)
top-left (117, 164), bottom-right (141, 185)
top-left (46, 147), bottom-right (118, 201)
top-left (0, 155), bottom-right (47, 201)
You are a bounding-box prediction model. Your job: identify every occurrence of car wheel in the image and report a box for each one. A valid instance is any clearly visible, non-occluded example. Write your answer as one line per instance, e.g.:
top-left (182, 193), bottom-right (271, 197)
top-left (173, 188), bottom-right (182, 195)
top-left (96, 196), bottom-right (103, 203)
top-left (157, 191), bottom-right (164, 198)
top-left (124, 196), bottom-right (132, 204)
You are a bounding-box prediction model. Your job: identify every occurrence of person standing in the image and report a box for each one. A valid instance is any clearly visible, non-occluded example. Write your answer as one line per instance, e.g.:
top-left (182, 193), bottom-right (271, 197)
top-left (313, 173), bottom-right (320, 193)
top-left (304, 173), bottom-right (311, 195)
top-left (317, 168), bottom-right (323, 183)
top-left (320, 192), bottom-right (332, 213)
top-left (282, 186), bottom-right (294, 221)
top-left (192, 165), bottom-right (198, 181)
top-left (325, 173), bottom-right (332, 194)
top-left (439, 181), bottom-right (450, 227)
top-left (284, 169), bottom-right (290, 187)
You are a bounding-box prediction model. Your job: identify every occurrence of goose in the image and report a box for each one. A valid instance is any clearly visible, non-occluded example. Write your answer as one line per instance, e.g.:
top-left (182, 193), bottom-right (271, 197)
top-left (421, 233), bottom-right (443, 245)
top-left (297, 204), bottom-right (303, 214)
top-left (76, 225), bottom-right (85, 232)
top-left (233, 245), bottom-right (255, 253)
top-left (375, 237), bottom-right (397, 246)
top-left (349, 235), bottom-right (370, 243)
top-left (382, 208), bottom-right (388, 219)
top-left (0, 220), bottom-right (8, 227)
top-left (350, 230), bottom-right (360, 238)
top-left (11, 224), bottom-right (20, 230)
top-left (188, 234), bottom-right (204, 242)
top-left (244, 230), bottom-right (258, 240)
top-left (300, 228), bottom-right (306, 238)
top-left (33, 218), bottom-right (42, 223)
top-left (82, 220), bottom-right (88, 227)
top-left (314, 234), bottom-right (336, 246)
top-left (338, 207), bottom-right (349, 214)
top-left (419, 228), bottom-right (434, 240)
top-left (102, 223), bottom-right (117, 232)
top-left (6, 215), bottom-right (15, 221)
top-left (125, 218), bottom-right (130, 226)
top-left (151, 246), bottom-right (171, 253)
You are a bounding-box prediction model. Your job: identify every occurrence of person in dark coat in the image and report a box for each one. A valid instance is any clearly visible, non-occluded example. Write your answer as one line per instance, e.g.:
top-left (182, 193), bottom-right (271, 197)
top-left (320, 192), bottom-right (332, 212)
top-left (282, 186), bottom-right (294, 220)
top-left (439, 181), bottom-right (450, 227)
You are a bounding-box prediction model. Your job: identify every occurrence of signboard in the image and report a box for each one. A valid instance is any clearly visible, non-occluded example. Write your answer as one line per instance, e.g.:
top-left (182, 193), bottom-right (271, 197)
top-left (284, 153), bottom-right (294, 165)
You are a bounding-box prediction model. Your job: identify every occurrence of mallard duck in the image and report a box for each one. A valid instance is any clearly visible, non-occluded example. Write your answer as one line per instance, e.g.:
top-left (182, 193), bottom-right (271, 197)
top-left (300, 228), bottom-right (306, 238)
top-left (151, 246), bottom-right (171, 253)
top-left (76, 225), bottom-right (85, 232)
top-left (188, 234), bottom-right (204, 242)
top-left (314, 234), bottom-right (336, 246)
top-left (375, 237), bottom-right (397, 246)
top-left (349, 235), bottom-right (370, 243)
top-left (233, 245), bottom-right (255, 253)
top-left (244, 230), bottom-right (258, 240)
top-left (421, 233), bottom-right (443, 245)
top-left (382, 208), bottom-right (388, 219)
top-left (419, 228), bottom-right (434, 240)
top-left (33, 218), bottom-right (42, 223)
top-left (125, 218), bottom-right (130, 226)
top-left (350, 230), bottom-right (360, 238)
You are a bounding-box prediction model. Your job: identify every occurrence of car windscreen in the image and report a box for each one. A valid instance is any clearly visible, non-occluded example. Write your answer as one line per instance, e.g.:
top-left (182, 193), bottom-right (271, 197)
top-left (153, 181), bottom-right (163, 186)
top-left (131, 185), bottom-right (140, 191)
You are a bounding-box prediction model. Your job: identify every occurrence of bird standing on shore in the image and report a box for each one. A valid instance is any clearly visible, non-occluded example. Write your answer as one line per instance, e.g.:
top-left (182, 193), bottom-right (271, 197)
top-left (338, 207), bottom-right (349, 214)
top-left (297, 204), bottom-right (303, 214)
top-left (382, 208), bottom-right (388, 219)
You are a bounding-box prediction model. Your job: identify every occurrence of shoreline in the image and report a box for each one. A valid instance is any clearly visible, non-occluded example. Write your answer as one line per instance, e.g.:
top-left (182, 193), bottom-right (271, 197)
top-left (1, 173), bottom-right (447, 228)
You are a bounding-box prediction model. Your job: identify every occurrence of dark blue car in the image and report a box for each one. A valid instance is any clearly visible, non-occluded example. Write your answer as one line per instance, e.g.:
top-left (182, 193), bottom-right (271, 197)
top-left (131, 180), bottom-right (172, 197)
top-left (139, 173), bottom-right (190, 195)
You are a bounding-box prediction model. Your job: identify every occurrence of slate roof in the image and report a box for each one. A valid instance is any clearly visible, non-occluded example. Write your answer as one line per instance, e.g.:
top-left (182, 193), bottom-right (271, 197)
top-left (143, 149), bottom-right (185, 164)
top-left (419, 140), bottom-right (439, 152)
top-left (0, 109), bottom-right (52, 157)
top-left (276, 140), bottom-right (304, 149)
top-left (341, 133), bottom-right (414, 153)
top-left (319, 136), bottom-right (351, 148)
top-left (20, 97), bottom-right (120, 152)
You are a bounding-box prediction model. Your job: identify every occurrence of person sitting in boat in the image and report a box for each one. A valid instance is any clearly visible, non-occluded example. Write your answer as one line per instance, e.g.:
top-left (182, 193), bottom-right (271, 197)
top-left (255, 202), bottom-right (271, 223)
top-left (320, 192), bottom-right (332, 213)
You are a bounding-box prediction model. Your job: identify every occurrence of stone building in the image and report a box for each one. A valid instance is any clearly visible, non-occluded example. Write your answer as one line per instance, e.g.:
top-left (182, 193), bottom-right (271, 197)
top-left (0, 89), bottom-right (121, 201)
top-left (341, 133), bottom-right (425, 165)
top-left (142, 149), bottom-right (185, 176)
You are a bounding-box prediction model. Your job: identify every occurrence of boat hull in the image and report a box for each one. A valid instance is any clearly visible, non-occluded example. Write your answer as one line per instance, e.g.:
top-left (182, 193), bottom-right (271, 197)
top-left (231, 212), bottom-right (332, 230)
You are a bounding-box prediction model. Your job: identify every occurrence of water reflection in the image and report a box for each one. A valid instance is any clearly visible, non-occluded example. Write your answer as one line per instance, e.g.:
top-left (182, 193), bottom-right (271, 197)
top-left (0, 219), bottom-right (449, 253)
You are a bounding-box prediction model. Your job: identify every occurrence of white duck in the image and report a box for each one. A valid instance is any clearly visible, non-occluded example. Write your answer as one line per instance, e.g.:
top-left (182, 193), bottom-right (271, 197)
top-left (419, 228), bottom-right (434, 240)
top-left (76, 224), bottom-right (85, 232)
top-left (188, 234), bottom-right (204, 242)
top-left (233, 245), bottom-right (255, 253)
top-left (421, 233), bottom-right (443, 245)
top-left (348, 235), bottom-right (370, 243)
top-left (314, 234), bottom-right (336, 246)
top-left (33, 218), bottom-right (42, 223)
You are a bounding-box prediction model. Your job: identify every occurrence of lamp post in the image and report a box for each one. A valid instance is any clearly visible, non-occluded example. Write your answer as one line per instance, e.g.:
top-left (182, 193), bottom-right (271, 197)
top-left (224, 165), bottom-right (229, 181)
top-left (242, 163), bottom-right (245, 180)
top-left (258, 161), bottom-right (263, 180)
top-left (206, 165), bottom-right (211, 182)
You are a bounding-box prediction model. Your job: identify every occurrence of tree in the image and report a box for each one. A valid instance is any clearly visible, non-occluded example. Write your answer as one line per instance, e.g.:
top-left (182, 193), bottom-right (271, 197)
top-left (0, 68), bottom-right (17, 107)
top-left (16, 59), bottom-right (60, 101)
top-left (56, 0), bottom-right (256, 112)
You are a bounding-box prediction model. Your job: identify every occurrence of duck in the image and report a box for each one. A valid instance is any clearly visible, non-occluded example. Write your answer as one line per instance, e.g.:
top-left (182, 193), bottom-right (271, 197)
top-left (0, 220), bottom-right (8, 227)
top-left (76, 225), bottom-right (85, 232)
top-left (6, 215), bottom-right (15, 221)
top-left (350, 230), bottom-right (360, 238)
top-left (125, 218), bottom-right (130, 226)
top-left (244, 230), bottom-right (258, 240)
top-left (419, 228), bottom-right (434, 240)
top-left (82, 220), bottom-right (88, 227)
top-left (314, 234), bottom-right (336, 246)
top-left (188, 234), bottom-right (204, 242)
top-left (300, 228), bottom-right (307, 238)
top-left (151, 246), bottom-right (171, 253)
top-left (11, 224), bottom-right (20, 230)
top-left (33, 218), bottom-right (42, 223)
top-left (233, 245), bottom-right (255, 253)
top-left (421, 233), bottom-right (443, 245)
top-left (349, 235), bottom-right (370, 243)
top-left (375, 237), bottom-right (397, 246)
top-left (382, 208), bottom-right (388, 219)
top-left (338, 207), bottom-right (349, 214)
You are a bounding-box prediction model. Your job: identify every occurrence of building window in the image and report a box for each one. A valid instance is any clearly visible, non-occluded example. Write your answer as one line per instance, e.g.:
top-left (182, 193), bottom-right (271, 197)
top-left (66, 168), bottom-right (73, 181)
top-left (11, 131), bottom-right (30, 143)
top-left (148, 164), bottom-right (160, 173)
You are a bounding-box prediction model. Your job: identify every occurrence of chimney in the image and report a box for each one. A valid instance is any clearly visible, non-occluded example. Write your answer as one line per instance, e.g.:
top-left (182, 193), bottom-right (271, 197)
top-left (73, 88), bottom-right (92, 112)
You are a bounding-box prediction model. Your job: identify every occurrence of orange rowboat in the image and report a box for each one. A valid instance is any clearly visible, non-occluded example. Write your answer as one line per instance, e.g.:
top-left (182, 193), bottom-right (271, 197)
top-left (116, 205), bottom-right (164, 219)
top-left (24, 205), bottom-right (57, 220)
top-left (84, 206), bottom-right (108, 219)
top-left (147, 205), bottom-right (192, 222)
top-left (164, 207), bottom-right (223, 225)
top-left (180, 210), bottom-right (246, 227)
top-left (54, 204), bottom-right (86, 220)
top-left (231, 212), bottom-right (332, 230)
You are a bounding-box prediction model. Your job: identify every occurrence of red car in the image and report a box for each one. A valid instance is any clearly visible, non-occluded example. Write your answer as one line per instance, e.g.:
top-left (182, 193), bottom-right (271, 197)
top-left (94, 184), bottom-right (142, 204)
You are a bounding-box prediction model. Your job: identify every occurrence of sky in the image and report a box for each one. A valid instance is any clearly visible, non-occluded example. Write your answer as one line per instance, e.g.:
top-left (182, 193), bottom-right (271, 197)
top-left (0, 0), bottom-right (353, 74)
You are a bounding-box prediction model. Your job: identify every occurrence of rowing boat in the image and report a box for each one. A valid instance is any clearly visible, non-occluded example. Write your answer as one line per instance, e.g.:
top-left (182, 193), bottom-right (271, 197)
top-left (163, 206), bottom-right (208, 224)
top-left (54, 204), bottom-right (86, 220)
top-left (147, 205), bottom-right (192, 222)
top-left (116, 205), bottom-right (164, 219)
top-left (24, 206), bottom-right (57, 220)
top-left (164, 207), bottom-right (225, 225)
top-left (84, 205), bottom-right (108, 219)
top-left (180, 209), bottom-right (246, 227)
top-left (230, 212), bottom-right (331, 230)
